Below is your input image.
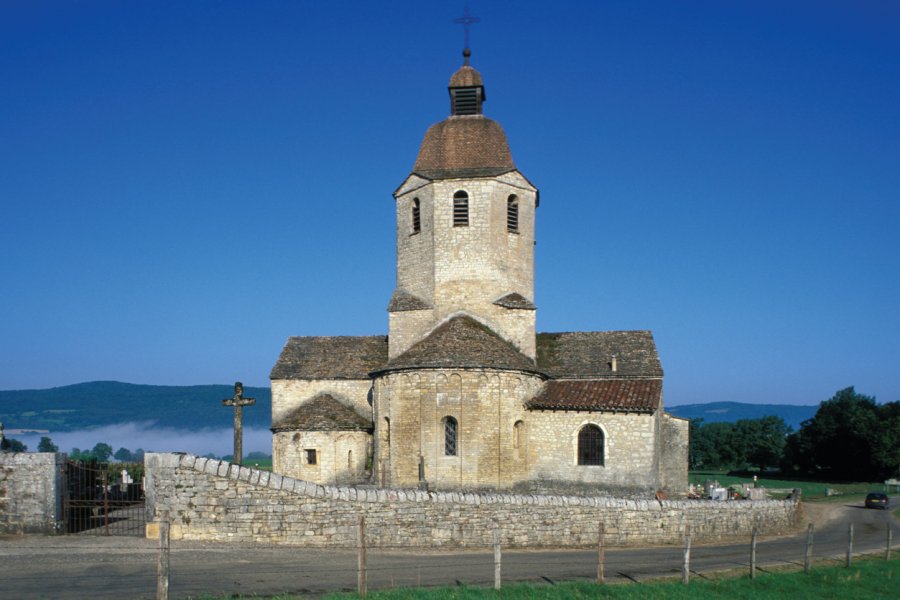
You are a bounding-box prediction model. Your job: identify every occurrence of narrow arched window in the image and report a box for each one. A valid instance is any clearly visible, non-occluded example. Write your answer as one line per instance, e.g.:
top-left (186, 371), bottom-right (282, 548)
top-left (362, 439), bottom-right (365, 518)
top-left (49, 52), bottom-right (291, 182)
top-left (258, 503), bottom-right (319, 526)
top-left (453, 191), bottom-right (469, 227)
top-left (507, 195), bottom-right (518, 233)
top-left (577, 425), bottom-right (604, 466)
top-left (411, 198), bottom-right (421, 234)
top-left (513, 420), bottom-right (524, 449)
top-left (443, 416), bottom-right (458, 456)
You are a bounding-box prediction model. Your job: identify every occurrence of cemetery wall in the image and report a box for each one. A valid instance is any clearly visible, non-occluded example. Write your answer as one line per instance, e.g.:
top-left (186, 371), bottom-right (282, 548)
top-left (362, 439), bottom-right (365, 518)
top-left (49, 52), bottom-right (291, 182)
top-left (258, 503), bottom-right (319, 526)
top-left (145, 452), bottom-right (800, 547)
top-left (0, 452), bottom-right (65, 534)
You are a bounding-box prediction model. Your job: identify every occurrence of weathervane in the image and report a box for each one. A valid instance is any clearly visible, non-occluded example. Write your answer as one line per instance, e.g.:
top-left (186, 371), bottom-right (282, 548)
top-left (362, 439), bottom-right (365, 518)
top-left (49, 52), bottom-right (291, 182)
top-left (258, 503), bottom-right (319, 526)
top-left (453, 2), bottom-right (480, 62)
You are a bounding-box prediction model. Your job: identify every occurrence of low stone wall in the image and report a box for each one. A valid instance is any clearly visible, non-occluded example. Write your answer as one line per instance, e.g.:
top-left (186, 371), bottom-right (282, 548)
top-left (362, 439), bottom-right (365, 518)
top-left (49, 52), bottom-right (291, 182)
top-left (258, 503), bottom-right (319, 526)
top-left (145, 453), bottom-right (800, 547)
top-left (0, 452), bottom-right (66, 534)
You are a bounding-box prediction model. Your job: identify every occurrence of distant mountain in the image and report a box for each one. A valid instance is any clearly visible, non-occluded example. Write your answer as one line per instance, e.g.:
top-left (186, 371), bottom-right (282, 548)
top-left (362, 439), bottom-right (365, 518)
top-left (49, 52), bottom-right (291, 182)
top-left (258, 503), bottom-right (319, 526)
top-left (0, 381), bottom-right (272, 432)
top-left (667, 401), bottom-right (817, 430)
top-left (0, 382), bottom-right (819, 434)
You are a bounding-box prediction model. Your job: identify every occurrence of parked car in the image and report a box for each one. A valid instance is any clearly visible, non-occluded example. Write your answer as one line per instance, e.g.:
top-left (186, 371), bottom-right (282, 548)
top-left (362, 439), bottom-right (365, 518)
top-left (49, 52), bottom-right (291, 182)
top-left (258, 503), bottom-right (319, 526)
top-left (865, 492), bottom-right (890, 509)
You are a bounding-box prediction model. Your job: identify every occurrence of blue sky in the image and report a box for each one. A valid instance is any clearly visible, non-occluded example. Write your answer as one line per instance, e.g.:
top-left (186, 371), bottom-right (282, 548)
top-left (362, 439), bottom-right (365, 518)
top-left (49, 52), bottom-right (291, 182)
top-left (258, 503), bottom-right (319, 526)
top-left (2, 1), bottom-right (898, 407)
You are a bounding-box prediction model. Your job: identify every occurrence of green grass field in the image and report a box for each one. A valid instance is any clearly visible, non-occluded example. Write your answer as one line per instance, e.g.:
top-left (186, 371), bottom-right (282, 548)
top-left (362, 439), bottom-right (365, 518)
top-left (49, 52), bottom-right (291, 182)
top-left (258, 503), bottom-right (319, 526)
top-left (192, 555), bottom-right (899, 599)
top-left (245, 457), bottom-right (273, 471)
top-left (324, 556), bottom-right (899, 599)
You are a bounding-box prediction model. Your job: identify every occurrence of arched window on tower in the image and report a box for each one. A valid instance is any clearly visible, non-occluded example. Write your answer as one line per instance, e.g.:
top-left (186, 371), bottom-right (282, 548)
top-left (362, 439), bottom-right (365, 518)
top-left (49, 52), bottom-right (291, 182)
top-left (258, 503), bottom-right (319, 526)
top-left (411, 198), bottom-right (421, 234)
top-left (443, 416), bottom-right (458, 456)
top-left (507, 195), bottom-right (519, 233)
top-left (577, 424), bottom-right (604, 466)
top-left (453, 191), bottom-right (469, 227)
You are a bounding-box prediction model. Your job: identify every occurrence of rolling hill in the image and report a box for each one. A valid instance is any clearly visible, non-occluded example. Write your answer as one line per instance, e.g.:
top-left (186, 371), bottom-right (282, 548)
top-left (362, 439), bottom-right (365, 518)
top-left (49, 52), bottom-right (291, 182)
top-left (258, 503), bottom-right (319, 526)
top-left (0, 381), bottom-right (272, 432)
top-left (666, 401), bottom-right (817, 430)
top-left (0, 381), bottom-right (819, 433)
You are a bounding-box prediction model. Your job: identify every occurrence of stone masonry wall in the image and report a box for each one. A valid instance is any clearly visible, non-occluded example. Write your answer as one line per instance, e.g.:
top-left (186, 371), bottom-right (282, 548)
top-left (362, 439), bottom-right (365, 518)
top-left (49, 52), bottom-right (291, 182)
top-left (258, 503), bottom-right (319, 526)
top-left (659, 413), bottom-right (690, 493)
top-left (145, 452), bottom-right (800, 548)
top-left (373, 369), bottom-right (545, 491)
top-left (392, 174), bottom-right (537, 359)
top-left (273, 430), bottom-right (370, 484)
top-left (0, 452), bottom-right (65, 534)
top-left (522, 410), bottom-right (660, 495)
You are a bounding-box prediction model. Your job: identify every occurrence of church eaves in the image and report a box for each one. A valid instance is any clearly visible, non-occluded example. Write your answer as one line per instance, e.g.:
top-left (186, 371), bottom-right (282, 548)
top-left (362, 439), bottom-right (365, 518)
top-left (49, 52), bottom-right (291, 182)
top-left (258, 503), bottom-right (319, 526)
top-left (536, 331), bottom-right (663, 379)
top-left (493, 292), bottom-right (537, 310)
top-left (270, 335), bottom-right (388, 380)
top-left (377, 315), bottom-right (540, 375)
top-left (387, 289), bottom-right (431, 312)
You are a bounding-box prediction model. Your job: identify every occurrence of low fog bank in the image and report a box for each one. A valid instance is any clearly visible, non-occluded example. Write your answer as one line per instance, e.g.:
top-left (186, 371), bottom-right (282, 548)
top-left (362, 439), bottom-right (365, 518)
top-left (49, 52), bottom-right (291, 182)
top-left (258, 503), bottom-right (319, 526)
top-left (13, 422), bottom-right (271, 457)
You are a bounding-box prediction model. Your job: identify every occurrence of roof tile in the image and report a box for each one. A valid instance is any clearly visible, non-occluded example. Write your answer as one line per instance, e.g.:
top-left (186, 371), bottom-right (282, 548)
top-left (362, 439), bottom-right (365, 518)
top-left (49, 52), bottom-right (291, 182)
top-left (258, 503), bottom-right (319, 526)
top-left (526, 379), bottom-right (662, 412)
top-left (270, 336), bottom-right (388, 380)
top-left (272, 394), bottom-right (373, 431)
top-left (382, 315), bottom-right (538, 373)
top-left (536, 331), bottom-right (662, 379)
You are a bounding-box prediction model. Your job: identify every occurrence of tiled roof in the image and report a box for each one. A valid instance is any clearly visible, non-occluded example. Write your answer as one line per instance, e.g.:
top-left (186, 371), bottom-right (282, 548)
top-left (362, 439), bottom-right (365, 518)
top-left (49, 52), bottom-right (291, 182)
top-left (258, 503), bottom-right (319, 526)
top-left (493, 292), bottom-right (536, 310)
top-left (380, 315), bottom-right (539, 374)
top-left (270, 335), bottom-right (388, 380)
top-left (449, 65), bottom-right (483, 87)
top-left (525, 379), bottom-right (662, 413)
top-left (271, 394), bottom-right (373, 432)
top-left (412, 116), bottom-right (515, 179)
top-left (387, 289), bottom-right (431, 312)
top-left (536, 331), bottom-right (662, 379)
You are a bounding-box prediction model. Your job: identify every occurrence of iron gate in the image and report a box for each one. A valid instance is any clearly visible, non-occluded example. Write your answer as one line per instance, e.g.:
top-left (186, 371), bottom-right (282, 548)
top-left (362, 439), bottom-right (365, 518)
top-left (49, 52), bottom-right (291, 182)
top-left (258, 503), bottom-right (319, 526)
top-left (63, 460), bottom-right (145, 535)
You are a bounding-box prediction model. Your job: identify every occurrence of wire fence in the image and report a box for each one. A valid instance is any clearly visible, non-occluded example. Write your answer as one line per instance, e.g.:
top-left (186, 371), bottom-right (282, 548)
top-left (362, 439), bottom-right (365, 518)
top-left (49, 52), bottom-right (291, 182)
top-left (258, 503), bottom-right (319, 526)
top-left (0, 512), bottom-right (895, 600)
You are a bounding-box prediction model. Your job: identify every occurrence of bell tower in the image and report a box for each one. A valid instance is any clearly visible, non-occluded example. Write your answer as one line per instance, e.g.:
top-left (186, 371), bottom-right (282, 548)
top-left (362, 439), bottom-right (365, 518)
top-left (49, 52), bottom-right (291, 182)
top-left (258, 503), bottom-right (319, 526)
top-left (389, 51), bottom-right (539, 360)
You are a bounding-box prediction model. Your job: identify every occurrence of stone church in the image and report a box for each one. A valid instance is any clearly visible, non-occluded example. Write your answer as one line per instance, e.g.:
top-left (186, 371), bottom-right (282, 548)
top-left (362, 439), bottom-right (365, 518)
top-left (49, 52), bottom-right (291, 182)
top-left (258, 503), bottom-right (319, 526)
top-left (270, 52), bottom-right (689, 496)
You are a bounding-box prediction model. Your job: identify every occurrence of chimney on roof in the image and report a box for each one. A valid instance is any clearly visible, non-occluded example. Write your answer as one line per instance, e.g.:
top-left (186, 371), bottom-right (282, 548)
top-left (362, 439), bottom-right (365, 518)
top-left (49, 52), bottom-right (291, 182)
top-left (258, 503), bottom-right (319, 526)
top-left (610, 355), bottom-right (618, 373)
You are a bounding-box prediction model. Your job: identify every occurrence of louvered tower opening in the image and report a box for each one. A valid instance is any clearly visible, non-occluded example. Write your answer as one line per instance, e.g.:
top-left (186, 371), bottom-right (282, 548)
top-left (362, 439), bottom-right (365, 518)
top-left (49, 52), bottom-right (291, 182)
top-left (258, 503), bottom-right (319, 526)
top-left (451, 87), bottom-right (482, 115)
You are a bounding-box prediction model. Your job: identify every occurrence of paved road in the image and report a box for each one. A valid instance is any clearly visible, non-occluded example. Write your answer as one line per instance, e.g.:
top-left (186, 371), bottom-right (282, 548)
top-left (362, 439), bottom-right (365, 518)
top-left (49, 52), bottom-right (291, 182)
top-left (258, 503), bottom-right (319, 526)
top-left (0, 502), bottom-right (895, 599)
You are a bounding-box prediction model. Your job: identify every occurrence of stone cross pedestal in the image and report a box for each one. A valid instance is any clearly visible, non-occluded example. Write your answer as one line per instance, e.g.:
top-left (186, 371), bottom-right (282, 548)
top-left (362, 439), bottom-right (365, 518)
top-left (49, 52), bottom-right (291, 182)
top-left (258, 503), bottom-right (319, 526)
top-left (222, 382), bottom-right (255, 466)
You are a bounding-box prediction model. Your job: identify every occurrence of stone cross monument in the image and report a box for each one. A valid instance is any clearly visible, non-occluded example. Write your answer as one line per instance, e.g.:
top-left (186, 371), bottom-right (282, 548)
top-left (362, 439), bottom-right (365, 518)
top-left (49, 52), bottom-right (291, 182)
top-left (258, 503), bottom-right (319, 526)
top-left (222, 382), bottom-right (255, 466)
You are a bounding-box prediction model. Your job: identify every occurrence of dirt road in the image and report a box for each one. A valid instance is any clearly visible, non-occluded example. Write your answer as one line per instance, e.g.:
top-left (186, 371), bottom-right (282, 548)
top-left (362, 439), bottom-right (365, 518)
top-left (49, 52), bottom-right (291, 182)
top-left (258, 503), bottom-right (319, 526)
top-left (0, 501), bottom-right (894, 599)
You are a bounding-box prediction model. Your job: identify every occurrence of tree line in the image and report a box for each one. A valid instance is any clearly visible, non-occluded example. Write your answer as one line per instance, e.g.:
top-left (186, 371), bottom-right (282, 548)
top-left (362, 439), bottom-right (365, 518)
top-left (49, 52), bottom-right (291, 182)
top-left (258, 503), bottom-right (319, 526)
top-left (1, 435), bottom-right (270, 464)
top-left (691, 387), bottom-right (900, 482)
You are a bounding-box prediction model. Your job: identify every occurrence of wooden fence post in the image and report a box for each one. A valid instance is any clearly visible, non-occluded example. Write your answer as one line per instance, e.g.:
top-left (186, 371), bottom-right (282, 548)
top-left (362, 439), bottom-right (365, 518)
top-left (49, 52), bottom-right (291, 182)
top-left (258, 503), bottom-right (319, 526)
top-left (750, 527), bottom-right (758, 580)
top-left (358, 515), bottom-right (367, 597)
top-left (157, 511), bottom-right (170, 600)
top-left (846, 523), bottom-right (854, 568)
top-left (596, 522), bottom-right (605, 584)
top-left (682, 525), bottom-right (691, 585)
top-left (887, 523), bottom-right (893, 561)
top-left (493, 520), bottom-right (501, 590)
top-left (804, 523), bottom-right (814, 573)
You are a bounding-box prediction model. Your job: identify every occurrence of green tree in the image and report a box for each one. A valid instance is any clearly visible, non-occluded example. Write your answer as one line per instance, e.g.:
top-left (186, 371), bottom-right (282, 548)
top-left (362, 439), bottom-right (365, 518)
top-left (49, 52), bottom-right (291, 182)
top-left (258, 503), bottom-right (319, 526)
top-left (113, 447), bottom-right (133, 462)
top-left (91, 442), bottom-right (113, 462)
top-left (1, 437), bottom-right (27, 452)
top-left (785, 387), bottom-right (898, 481)
top-left (735, 416), bottom-right (790, 471)
top-left (37, 436), bottom-right (58, 452)
top-left (692, 421), bottom-right (742, 470)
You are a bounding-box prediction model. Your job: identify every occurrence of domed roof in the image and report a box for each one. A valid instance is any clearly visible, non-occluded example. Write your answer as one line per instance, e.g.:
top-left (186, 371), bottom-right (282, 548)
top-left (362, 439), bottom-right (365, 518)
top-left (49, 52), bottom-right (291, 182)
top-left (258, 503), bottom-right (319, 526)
top-left (412, 116), bottom-right (515, 178)
top-left (449, 65), bottom-right (482, 87)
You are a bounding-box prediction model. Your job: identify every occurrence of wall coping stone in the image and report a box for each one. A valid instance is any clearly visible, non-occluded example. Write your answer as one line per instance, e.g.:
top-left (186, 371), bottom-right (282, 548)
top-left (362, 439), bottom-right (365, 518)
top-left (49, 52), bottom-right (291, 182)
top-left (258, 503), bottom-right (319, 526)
top-left (156, 452), bottom-right (800, 512)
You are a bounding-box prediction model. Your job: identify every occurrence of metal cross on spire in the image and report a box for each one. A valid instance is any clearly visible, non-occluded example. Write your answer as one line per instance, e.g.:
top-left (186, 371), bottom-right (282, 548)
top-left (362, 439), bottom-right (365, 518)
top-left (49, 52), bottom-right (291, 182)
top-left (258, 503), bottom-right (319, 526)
top-left (453, 3), bottom-right (480, 62)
